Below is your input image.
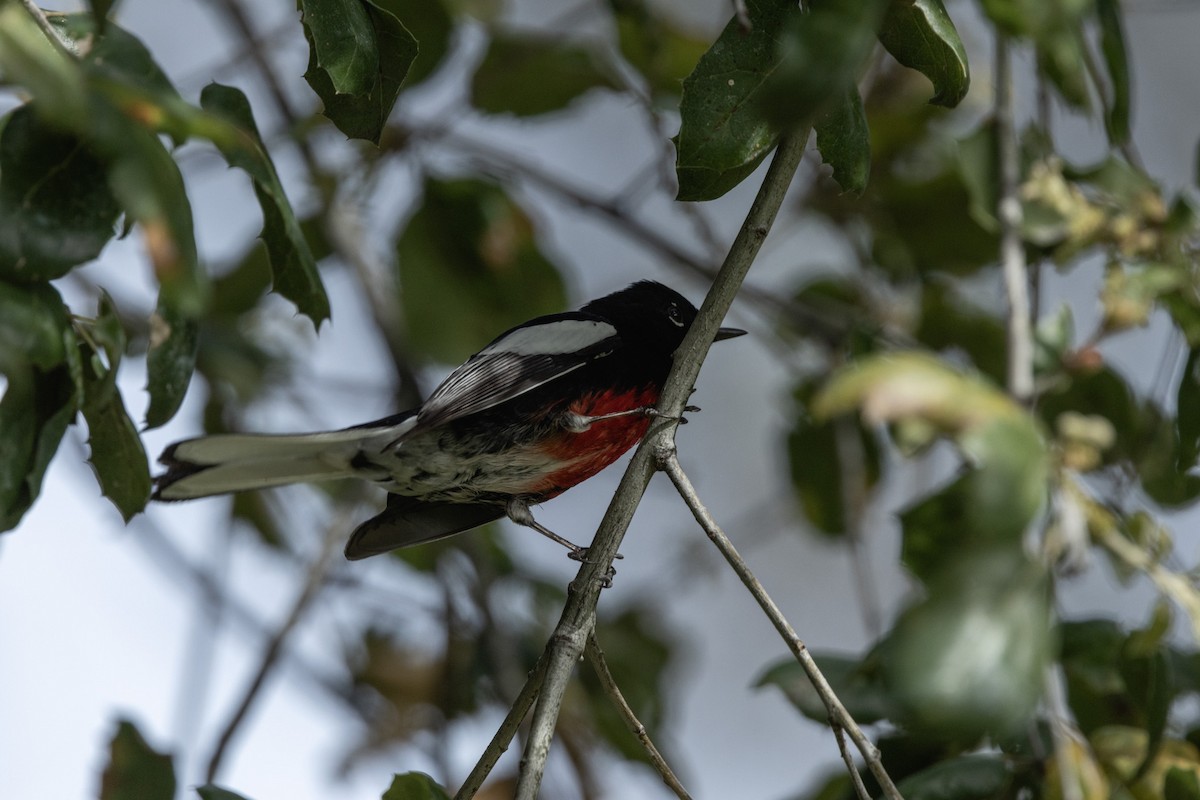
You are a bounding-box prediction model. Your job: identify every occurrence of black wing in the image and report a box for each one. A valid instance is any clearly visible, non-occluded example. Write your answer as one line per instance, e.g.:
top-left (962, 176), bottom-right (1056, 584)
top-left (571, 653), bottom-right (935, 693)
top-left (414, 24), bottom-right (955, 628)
top-left (412, 312), bottom-right (619, 432)
top-left (344, 494), bottom-right (505, 560)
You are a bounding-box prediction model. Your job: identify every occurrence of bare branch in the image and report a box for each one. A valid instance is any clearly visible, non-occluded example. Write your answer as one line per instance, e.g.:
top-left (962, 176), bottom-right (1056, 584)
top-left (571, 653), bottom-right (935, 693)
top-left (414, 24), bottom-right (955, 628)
top-left (659, 450), bottom-right (903, 800)
top-left (995, 35), bottom-right (1033, 403)
top-left (584, 634), bottom-right (692, 800)
top-left (204, 520), bottom-right (343, 782)
top-left (454, 649), bottom-right (551, 800)
top-left (831, 720), bottom-right (874, 800)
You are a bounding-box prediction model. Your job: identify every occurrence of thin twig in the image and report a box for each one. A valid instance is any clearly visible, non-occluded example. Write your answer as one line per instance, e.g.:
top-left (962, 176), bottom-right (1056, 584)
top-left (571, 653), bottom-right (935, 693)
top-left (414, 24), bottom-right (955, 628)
top-left (995, 35), bottom-right (1034, 403)
top-left (583, 634), bottom-right (692, 800)
top-left (17, 0), bottom-right (73, 58)
top-left (509, 131), bottom-right (810, 799)
top-left (831, 720), bottom-right (874, 800)
top-left (454, 650), bottom-right (551, 800)
top-left (659, 451), bottom-right (903, 800)
top-left (204, 521), bottom-right (343, 782)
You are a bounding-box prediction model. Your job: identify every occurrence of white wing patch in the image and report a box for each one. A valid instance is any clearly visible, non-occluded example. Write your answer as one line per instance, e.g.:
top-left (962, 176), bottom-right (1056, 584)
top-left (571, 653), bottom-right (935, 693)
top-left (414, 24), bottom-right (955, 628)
top-left (411, 315), bottom-right (619, 433)
top-left (480, 318), bottom-right (616, 357)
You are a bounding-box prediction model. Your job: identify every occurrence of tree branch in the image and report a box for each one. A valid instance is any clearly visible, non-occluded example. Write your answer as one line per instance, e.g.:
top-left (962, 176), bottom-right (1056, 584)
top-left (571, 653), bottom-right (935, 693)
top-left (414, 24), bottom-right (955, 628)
top-left (584, 633), bottom-right (692, 800)
top-left (995, 35), bottom-right (1033, 403)
top-left (204, 520), bottom-right (342, 782)
top-left (453, 648), bottom-right (551, 799)
top-left (509, 131), bottom-right (810, 799)
top-left (659, 451), bottom-right (903, 800)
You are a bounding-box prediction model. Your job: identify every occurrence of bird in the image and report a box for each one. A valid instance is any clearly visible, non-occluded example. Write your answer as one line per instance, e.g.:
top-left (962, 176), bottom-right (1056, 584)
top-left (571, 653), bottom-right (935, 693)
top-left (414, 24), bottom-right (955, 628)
top-left (153, 280), bottom-right (746, 561)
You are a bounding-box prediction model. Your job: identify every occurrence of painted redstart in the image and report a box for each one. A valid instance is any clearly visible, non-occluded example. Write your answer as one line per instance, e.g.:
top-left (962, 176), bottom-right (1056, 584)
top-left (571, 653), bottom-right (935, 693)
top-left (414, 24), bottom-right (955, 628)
top-left (153, 281), bottom-right (745, 560)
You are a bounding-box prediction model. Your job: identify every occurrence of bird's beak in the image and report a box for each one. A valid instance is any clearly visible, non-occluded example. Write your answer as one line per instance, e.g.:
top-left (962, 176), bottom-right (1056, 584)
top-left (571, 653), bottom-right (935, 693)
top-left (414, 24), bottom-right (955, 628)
top-left (715, 326), bottom-right (748, 341)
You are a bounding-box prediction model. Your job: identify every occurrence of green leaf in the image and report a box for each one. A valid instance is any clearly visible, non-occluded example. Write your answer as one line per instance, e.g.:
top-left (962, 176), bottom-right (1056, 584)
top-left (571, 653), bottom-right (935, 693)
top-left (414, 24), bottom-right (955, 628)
top-left (199, 83), bottom-right (329, 326)
top-left (380, 772), bottom-right (451, 800)
top-left (882, 551), bottom-right (1053, 738)
top-left (979, 0), bottom-right (1091, 108)
top-left (813, 87), bottom-right (870, 195)
top-left (1139, 407), bottom-right (1200, 508)
top-left (0, 281), bottom-right (78, 531)
top-left (387, 0), bottom-right (452, 87)
top-left (757, 0), bottom-right (888, 128)
top-left (755, 652), bottom-right (891, 725)
top-left (674, 0), bottom-right (797, 202)
top-left (299, 0), bottom-right (378, 96)
top-left (1167, 767), bottom-right (1200, 800)
top-left (196, 787), bottom-right (255, 800)
top-left (87, 0), bottom-right (119, 33)
top-left (471, 33), bottom-right (619, 117)
top-left (896, 755), bottom-right (1011, 800)
top-left (81, 295), bottom-right (151, 520)
top-left (0, 363), bottom-right (78, 532)
top-left (397, 177), bottom-right (567, 364)
top-left (877, 0), bottom-right (970, 108)
top-left (50, 13), bottom-right (183, 106)
top-left (0, 280), bottom-right (72, 372)
top-left (144, 295), bottom-right (198, 428)
top-left (99, 719), bottom-right (176, 800)
top-left (1096, 0), bottom-right (1131, 145)
top-left (0, 5), bottom-right (88, 124)
top-left (0, 104), bottom-right (120, 281)
top-left (302, 0), bottom-right (418, 143)
top-left (1180, 348), bottom-right (1200, 468)
top-left (787, 407), bottom-right (880, 536)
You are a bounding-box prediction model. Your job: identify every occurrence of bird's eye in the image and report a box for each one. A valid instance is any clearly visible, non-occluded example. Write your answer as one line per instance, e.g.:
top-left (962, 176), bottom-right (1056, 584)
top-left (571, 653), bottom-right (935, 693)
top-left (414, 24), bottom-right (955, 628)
top-left (667, 304), bottom-right (684, 327)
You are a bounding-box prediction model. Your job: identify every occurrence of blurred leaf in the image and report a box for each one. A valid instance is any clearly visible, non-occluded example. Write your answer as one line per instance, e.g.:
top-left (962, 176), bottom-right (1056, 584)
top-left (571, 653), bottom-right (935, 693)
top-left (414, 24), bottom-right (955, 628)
top-left (1120, 644), bottom-right (1173, 776)
top-left (1092, 727), bottom-right (1200, 800)
top-left (1096, 0), bottom-right (1131, 145)
top-left (788, 407), bottom-right (880, 536)
top-left (196, 787), bottom-right (254, 800)
top-left (0, 281), bottom-right (79, 532)
top-left (302, 0), bottom-right (418, 143)
top-left (299, 0), bottom-right (378, 96)
top-left (896, 755), bottom-right (1011, 800)
top-left (583, 609), bottom-right (674, 763)
top-left (50, 13), bottom-right (181, 103)
top-left (813, 87), bottom-right (870, 195)
top-left (199, 83), bottom-right (329, 326)
top-left (0, 104), bottom-right (120, 281)
top-left (388, 0), bottom-right (453, 86)
top-left (144, 295), bottom-right (198, 429)
top-left (1061, 618), bottom-right (1132, 735)
top-left (1139, 406), bottom-right (1200, 509)
top-left (674, 0), bottom-right (796, 201)
top-left (877, 0), bottom-right (970, 108)
top-left (979, 0), bottom-right (1091, 108)
top-left (397, 177), bottom-right (566, 363)
top-left (1039, 366), bottom-right (1139, 466)
top-left (81, 296), bottom-right (151, 520)
top-left (759, 0), bottom-right (888, 129)
top-left (611, 0), bottom-right (708, 98)
top-left (87, 0), bottom-right (118, 32)
top-left (882, 550), bottom-right (1053, 738)
top-left (756, 652), bottom-right (891, 725)
top-left (1180, 349), bottom-right (1200, 468)
top-left (0, 280), bottom-right (72, 372)
top-left (0, 5), bottom-right (88, 122)
top-left (471, 33), bottom-right (619, 117)
top-left (915, 280), bottom-right (1006, 385)
top-left (381, 772), bottom-right (451, 800)
top-left (99, 719), bottom-right (175, 800)
top-left (1168, 767), bottom-right (1200, 800)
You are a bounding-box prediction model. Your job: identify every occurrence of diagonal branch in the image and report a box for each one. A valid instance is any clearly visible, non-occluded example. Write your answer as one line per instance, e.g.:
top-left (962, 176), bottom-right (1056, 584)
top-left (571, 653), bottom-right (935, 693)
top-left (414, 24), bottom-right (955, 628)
top-left (659, 451), bottom-right (903, 800)
top-left (584, 633), bottom-right (692, 800)
top-left (510, 130), bottom-right (810, 800)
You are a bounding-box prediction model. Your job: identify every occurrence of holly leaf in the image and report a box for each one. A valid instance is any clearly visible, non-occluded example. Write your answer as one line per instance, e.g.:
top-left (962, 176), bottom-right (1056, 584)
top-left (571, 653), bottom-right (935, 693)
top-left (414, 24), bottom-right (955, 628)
top-left (813, 86), bottom-right (870, 195)
top-left (99, 719), bottom-right (176, 800)
top-left (877, 0), bottom-right (970, 108)
top-left (301, 0), bottom-right (418, 143)
top-left (199, 83), bottom-right (329, 326)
